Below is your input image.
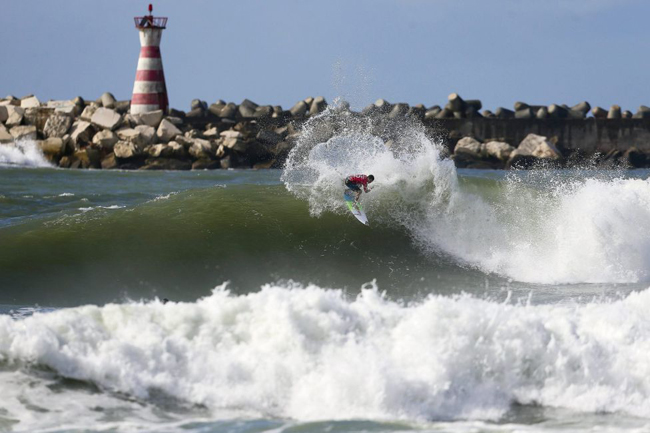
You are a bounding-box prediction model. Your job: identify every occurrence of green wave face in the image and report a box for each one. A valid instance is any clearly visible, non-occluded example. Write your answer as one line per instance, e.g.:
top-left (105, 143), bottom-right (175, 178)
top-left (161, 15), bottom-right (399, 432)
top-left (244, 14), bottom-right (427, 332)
top-left (0, 183), bottom-right (476, 307)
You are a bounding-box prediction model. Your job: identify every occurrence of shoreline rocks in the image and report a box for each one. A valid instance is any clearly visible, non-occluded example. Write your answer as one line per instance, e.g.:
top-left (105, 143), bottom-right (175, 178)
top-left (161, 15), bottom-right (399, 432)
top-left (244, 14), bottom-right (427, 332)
top-left (3, 92), bottom-right (650, 170)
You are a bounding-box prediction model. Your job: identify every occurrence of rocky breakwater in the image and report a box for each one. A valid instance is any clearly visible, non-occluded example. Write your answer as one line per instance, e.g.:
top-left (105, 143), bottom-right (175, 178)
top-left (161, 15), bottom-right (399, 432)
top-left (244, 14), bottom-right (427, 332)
top-left (0, 93), bottom-right (330, 170)
top-left (415, 93), bottom-right (650, 169)
top-left (3, 91), bottom-right (650, 170)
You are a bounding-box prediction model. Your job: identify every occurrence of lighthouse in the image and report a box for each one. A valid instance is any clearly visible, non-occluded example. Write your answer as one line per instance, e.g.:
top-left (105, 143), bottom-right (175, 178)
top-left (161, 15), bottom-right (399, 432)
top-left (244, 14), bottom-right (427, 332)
top-left (131, 4), bottom-right (169, 114)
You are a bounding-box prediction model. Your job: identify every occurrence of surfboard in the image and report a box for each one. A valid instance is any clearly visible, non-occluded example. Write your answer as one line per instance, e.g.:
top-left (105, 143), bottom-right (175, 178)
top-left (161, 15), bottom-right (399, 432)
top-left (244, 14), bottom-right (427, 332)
top-left (344, 189), bottom-right (369, 226)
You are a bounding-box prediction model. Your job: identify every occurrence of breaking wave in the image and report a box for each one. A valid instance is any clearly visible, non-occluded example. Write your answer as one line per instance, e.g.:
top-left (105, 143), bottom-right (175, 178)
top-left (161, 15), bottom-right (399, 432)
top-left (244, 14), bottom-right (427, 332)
top-left (282, 108), bottom-right (650, 284)
top-left (2, 283), bottom-right (650, 425)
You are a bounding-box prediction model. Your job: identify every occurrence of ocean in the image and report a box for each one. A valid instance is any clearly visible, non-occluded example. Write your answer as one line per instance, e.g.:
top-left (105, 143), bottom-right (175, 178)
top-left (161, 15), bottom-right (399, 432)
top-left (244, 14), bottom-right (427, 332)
top-left (1, 113), bottom-right (650, 432)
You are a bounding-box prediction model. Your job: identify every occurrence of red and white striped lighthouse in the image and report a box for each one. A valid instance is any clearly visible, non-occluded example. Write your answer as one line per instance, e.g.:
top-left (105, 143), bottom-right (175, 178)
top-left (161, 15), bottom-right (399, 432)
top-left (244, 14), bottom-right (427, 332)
top-left (131, 4), bottom-right (169, 114)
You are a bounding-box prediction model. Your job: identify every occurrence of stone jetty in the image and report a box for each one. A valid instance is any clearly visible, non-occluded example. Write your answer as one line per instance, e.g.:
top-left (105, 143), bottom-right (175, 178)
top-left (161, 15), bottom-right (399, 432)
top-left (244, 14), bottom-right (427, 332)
top-left (2, 92), bottom-right (650, 170)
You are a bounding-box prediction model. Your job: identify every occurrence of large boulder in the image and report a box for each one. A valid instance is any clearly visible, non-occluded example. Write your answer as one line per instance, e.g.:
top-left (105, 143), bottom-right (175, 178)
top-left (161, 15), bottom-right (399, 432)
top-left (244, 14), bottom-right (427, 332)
top-left (253, 106), bottom-right (273, 119)
top-left (222, 137), bottom-right (247, 153)
top-left (290, 101), bottom-right (308, 118)
top-left (425, 106), bottom-right (442, 120)
top-left (43, 114), bottom-right (72, 138)
top-left (69, 121), bottom-right (95, 147)
top-left (453, 137), bottom-right (487, 168)
top-left (454, 137), bottom-right (483, 158)
top-left (71, 148), bottom-right (101, 169)
top-left (220, 130), bottom-right (243, 139)
top-left (91, 107), bottom-right (122, 130)
top-left (38, 138), bottom-right (65, 160)
top-left (20, 96), bottom-right (40, 109)
top-left (219, 103), bottom-right (238, 119)
top-left (191, 99), bottom-right (208, 111)
top-left (608, 105), bottom-right (622, 119)
top-left (0, 124), bottom-right (13, 143)
top-left (167, 141), bottom-right (188, 158)
top-left (447, 93), bottom-right (466, 112)
top-left (157, 118), bottom-right (182, 143)
top-left (485, 141), bottom-right (514, 161)
top-left (113, 101), bottom-right (130, 115)
top-left (465, 99), bottom-right (482, 112)
top-left (507, 134), bottom-right (562, 168)
top-left (147, 142), bottom-right (186, 158)
top-left (408, 105), bottom-right (426, 120)
top-left (309, 96), bottom-right (327, 116)
top-left (116, 126), bottom-right (155, 147)
top-left (548, 104), bottom-right (568, 118)
top-left (80, 105), bottom-right (99, 121)
top-left (208, 102), bottom-right (225, 117)
top-left (46, 100), bottom-right (77, 116)
top-left (113, 141), bottom-right (142, 159)
top-left (623, 105), bottom-right (650, 119)
top-left (495, 107), bottom-right (514, 119)
top-left (174, 135), bottom-right (194, 150)
top-left (100, 92), bottom-right (117, 109)
top-left (388, 103), bottom-right (409, 119)
top-left (0, 96), bottom-right (20, 106)
top-left (0, 105), bottom-right (8, 123)
top-left (133, 109), bottom-right (164, 128)
top-left (203, 127), bottom-right (220, 138)
top-left (10, 125), bottom-right (37, 141)
top-left (188, 138), bottom-right (214, 159)
top-left (238, 104), bottom-right (256, 118)
top-left (592, 106), bottom-right (607, 119)
top-left (256, 129), bottom-right (282, 145)
top-left (134, 125), bottom-right (156, 145)
top-left (571, 101), bottom-right (591, 116)
top-left (23, 107), bottom-right (55, 131)
top-left (101, 153), bottom-right (119, 170)
top-left (374, 99), bottom-right (392, 113)
top-left (515, 108), bottom-right (534, 119)
top-left (92, 129), bottom-right (119, 150)
top-left (5, 106), bottom-right (25, 127)
top-left (513, 101), bottom-right (529, 111)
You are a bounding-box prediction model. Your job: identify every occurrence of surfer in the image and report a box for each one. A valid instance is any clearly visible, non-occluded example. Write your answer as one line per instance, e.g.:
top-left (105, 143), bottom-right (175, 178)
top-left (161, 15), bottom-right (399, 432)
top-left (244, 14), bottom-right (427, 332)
top-left (344, 174), bottom-right (374, 203)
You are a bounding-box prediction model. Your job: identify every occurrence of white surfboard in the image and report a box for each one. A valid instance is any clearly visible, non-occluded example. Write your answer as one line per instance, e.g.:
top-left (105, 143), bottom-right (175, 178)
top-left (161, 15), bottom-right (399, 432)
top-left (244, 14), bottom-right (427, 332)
top-left (344, 190), bottom-right (369, 226)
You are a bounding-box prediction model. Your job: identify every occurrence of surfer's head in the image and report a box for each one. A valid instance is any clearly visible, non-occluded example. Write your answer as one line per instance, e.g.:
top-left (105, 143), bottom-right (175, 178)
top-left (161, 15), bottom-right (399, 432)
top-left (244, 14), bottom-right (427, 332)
top-left (368, 175), bottom-right (374, 182)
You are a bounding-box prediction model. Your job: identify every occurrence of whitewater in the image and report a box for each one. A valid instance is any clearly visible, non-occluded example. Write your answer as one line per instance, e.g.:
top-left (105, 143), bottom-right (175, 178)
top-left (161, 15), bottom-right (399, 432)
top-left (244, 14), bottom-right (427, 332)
top-left (1, 108), bottom-right (650, 432)
top-left (282, 107), bottom-right (650, 285)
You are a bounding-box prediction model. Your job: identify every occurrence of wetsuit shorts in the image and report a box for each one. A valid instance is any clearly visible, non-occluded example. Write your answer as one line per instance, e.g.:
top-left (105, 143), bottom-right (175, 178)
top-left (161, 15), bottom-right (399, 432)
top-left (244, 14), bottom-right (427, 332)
top-left (345, 179), bottom-right (361, 192)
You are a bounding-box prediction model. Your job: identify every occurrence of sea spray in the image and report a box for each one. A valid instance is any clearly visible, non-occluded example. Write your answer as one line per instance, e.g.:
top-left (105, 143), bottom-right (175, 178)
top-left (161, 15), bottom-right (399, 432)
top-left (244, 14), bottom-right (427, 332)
top-left (282, 107), bottom-right (650, 284)
top-left (0, 139), bottom-right (52, 168)
top-left (3, 283), bottom-right (650, 426)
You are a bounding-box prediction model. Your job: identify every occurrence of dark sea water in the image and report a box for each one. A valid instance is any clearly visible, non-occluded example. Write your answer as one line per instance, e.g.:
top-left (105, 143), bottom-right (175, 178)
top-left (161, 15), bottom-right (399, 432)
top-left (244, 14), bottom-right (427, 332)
top-left (1, 122), bottom-right (650, 432)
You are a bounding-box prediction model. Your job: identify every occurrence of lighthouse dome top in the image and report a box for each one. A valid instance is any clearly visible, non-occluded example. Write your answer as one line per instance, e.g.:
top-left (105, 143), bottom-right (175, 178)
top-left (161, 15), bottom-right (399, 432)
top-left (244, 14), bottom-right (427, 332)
top-left (134, 4), bottom-right (167, 29)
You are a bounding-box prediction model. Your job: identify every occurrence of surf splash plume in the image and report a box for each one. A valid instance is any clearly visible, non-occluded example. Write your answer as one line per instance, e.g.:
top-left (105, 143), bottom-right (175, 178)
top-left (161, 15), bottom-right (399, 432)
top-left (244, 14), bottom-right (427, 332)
top-left (0, 139), bottom-right (52, 168)
top-left (281, 105), bottom-right (650, 284)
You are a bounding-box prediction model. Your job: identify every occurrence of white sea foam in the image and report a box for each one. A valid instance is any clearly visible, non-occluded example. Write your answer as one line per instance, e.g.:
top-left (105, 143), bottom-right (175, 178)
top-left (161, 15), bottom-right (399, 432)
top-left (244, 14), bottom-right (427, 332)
top-left (2, 283), bottom-right (650, 430)
top-left (151, 191), bottom-right (179, 202)
top-left (282, 110), bottom-right (650, 284)
top-left (78, 205), bottom-right (125, 212)
top-left (0, 139), bottom-right (52, 168)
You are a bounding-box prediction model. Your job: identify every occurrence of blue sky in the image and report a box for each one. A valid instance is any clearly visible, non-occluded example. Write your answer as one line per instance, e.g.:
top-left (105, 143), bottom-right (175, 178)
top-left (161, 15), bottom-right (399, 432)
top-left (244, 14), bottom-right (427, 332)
top-left (1, 0), bottom-right (649, 113)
